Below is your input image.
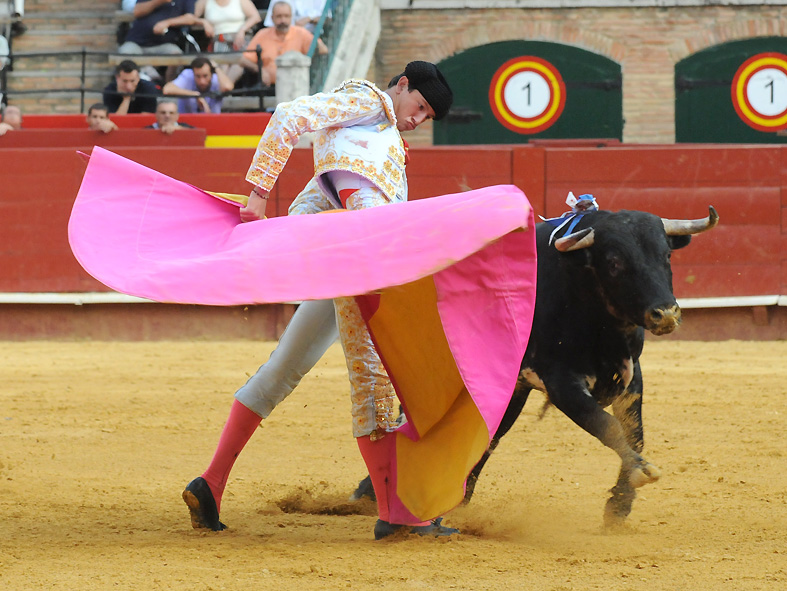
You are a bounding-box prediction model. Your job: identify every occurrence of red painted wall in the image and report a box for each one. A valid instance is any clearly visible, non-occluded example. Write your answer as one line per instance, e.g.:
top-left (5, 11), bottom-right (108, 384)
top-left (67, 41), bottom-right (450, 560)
top-left (1, 142), bottom-right (784, 302)
top-left (18, 113), bottom-right (272, 135)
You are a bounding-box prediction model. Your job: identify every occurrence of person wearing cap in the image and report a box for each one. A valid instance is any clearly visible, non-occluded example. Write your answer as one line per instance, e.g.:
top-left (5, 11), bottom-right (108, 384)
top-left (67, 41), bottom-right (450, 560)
top-left (182, 61), bottom-right (456, 540)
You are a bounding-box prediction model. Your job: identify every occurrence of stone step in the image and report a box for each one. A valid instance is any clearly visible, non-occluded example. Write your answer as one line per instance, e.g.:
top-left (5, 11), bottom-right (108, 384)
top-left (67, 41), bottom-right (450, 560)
top-left (22, 0), bottom-right (119, 13)
top-left (6, 73), bottom-right (113, 92)
top-left (12, 32), bottom-right (119, 52)
top-left (22, 12), bottom-right (118, 27)
top-left (9, 53), bottom-right (110, 72)
top-left (9, 92), bottom-right (105, 114)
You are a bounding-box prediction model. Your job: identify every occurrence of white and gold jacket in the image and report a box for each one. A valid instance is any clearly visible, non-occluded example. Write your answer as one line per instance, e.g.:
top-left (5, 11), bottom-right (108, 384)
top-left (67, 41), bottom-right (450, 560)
top-left (246, 79), bottom-right (408, 208)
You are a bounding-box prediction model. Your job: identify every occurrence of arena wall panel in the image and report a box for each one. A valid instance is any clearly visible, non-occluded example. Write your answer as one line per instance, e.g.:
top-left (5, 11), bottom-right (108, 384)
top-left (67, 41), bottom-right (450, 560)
top-left (1, 142), bottom-right (786, 339)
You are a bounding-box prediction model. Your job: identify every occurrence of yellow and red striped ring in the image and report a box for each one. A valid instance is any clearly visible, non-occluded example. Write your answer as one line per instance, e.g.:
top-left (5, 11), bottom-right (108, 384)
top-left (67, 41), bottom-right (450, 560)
top-left (489, 57), bottom-right (566, 134)
top-left (732, 53), bottom-right (787, 131)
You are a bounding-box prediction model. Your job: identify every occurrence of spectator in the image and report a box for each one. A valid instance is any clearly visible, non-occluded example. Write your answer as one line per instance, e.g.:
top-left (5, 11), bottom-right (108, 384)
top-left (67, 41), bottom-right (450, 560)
top-left (145, 98), bottom-right (195, 134)
top-left (261, 0), bottom-right (325, 33)
top-left (1, 0), bottom-right (26, 36)
top-left (120, 0), bottom-right (136, 12)
top-left (119, 0), bottom-right (201, 56)
top-left (0, 103), bottom-right (21, 136)
top-left (0, 33), bottom-right (8, 104)
top-left (86, 103), bottom-right (119, 134)
top-left (162, 56), bottom-right (233, 113)
top-left (240, 0), bottom-right (326, 86)
top-left (103, 59), bottom-right (161, 114)
top-left (194, 0), bottom-right (261, 83)
top-left (0, 32), bottom-right (8, 70)
top-left (195, 0), bottom-right (261, 52)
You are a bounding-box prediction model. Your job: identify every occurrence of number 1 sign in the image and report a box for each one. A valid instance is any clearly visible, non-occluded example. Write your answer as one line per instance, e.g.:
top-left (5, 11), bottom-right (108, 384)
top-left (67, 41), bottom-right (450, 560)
top-left (488, 56), bottom-right (566, 134)
top-left (732, 52), bottom-right (787, 132)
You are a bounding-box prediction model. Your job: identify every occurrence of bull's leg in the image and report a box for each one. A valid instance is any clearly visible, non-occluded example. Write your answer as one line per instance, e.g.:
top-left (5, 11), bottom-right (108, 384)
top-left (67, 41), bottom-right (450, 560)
top-left (605, 361), bottom-right (650, 527)
top-left (544, 371), bottom-right (660, 503)
top-left (464, 385), bottom-right (531, 503)
top-left (349, 475), bottom-right (376, 502)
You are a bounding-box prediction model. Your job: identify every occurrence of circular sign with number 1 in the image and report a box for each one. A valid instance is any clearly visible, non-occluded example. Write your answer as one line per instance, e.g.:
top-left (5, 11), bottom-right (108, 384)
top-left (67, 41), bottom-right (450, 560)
top-left (489, 56), bottom-right (566, 134)
top-left (731, 52), bottom-right (787, 132)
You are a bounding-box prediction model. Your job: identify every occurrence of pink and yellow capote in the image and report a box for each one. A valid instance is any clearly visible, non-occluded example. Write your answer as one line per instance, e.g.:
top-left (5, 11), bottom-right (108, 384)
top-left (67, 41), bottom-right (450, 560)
top-left (68, 146), bottom-right (538, 520)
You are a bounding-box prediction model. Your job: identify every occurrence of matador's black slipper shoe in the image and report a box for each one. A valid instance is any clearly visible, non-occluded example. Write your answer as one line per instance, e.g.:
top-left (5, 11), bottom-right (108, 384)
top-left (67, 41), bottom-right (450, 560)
top-left (373, 517), bottom-right (459, 540)
top-left (182, 477), bottom-right (226, 531)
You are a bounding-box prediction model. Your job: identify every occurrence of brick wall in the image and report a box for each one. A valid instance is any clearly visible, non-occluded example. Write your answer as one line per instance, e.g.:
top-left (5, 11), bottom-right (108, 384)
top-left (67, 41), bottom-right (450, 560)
top-left (376, 5), bottom-right (787, 145)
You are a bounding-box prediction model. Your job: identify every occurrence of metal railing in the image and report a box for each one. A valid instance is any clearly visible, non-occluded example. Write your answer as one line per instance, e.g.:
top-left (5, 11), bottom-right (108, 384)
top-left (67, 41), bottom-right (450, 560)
top-left (308, 0), bottom-right (353, 94)
top-left (0, 46), bottom-right (271, 113)
top-left (0, 1), bottom-right (354, 111)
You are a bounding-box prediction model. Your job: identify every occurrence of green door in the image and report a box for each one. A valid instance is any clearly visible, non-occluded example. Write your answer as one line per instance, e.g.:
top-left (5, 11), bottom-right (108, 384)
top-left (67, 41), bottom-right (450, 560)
top-left (434, 40), bottom-right (622, 145)
top-left (675, 37), bottom-right (787, 143)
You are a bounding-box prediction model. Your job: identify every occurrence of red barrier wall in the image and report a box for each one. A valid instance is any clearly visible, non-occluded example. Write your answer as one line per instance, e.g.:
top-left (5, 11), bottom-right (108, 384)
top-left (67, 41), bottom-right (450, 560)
top-left (18, 113), bottom-right (272, 135)
top-left (1, 142), bottom-right (785, 339)
top-left (0, 128), bottom-right (206, 148)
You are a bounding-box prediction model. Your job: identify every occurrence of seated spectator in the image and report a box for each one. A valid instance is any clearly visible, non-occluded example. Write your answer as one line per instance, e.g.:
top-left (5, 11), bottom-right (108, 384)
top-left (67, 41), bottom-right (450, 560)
top-left (240, 0), bottom-right (326, 86)
top-left (145, 98), bottom-right (195, 134)
top-left (119, 0), bottom-right (202, 57)
top-left (162, 56), bottom-right (233, 113)
top-left (86, 103), bottom-right (118, 134)
top-left (103, 59), bottom-right (161, 114)
top-left (194, 0), bottom-right (261, 83)
top-left (120, 0), bottom-right (136, 12)
top-left (261, 0), bottom-right (325, 33)
top-left (0, 104), bottom-right (22, 136)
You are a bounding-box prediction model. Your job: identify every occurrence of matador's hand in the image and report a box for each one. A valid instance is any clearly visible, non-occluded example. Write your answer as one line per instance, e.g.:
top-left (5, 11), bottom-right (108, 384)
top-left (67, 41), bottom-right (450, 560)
top-left (240, 190), bottom-right (269, 222)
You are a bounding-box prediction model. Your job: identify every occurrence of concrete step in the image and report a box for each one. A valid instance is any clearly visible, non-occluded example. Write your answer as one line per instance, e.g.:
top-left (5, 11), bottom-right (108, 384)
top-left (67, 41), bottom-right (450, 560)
top-left (10, 92), bottom-right (105, 114)
top-left (21, 12), bottom-right (118, 28)
top-left (12, 32), bottom-right (119, 52)
top-left (22, 0), bottom-right (119, 14)
top-left (9, 52), bottom-right (109, 72)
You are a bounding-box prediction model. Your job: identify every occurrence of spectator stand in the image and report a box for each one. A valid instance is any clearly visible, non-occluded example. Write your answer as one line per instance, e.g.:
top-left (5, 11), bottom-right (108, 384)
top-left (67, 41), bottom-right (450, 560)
top-left (112, 4), bottom-right (272, 112)
top-left (3, 48), bottom-right (276, 114)
top-left (18, 111), bottom-right (272, 148)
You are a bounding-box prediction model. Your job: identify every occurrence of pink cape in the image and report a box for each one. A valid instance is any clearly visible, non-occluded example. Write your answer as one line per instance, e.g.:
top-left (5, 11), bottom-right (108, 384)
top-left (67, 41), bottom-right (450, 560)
top-left (68, 146), bottom-right (538, 520)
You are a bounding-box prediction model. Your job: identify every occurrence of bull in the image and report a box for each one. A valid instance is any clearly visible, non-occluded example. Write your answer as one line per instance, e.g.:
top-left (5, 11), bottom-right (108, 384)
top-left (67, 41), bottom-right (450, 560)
top-left (354, 201), bottom-right (719, 528)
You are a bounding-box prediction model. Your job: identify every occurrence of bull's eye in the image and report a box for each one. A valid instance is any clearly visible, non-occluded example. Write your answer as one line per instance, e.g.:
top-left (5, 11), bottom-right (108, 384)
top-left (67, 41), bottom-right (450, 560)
top-left (607, 255), bottom-right (624, 277)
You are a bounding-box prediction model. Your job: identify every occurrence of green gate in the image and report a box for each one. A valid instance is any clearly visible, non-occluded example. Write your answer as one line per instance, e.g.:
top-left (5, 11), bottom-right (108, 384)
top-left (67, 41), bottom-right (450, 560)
top-left (675, 37), bottom-right (787, 143)
top-left (434, 40), bottom-right (622, 145)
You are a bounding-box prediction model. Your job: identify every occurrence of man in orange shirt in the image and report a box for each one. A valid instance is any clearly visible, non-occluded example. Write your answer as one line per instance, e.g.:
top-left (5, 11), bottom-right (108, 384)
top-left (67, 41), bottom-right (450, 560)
top-left (239, 0), bottom-right (327, 86)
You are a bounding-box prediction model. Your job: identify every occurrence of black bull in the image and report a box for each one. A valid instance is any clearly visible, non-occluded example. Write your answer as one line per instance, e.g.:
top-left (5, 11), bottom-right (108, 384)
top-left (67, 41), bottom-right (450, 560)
top-left (353, 206), bottom-right (719, 527)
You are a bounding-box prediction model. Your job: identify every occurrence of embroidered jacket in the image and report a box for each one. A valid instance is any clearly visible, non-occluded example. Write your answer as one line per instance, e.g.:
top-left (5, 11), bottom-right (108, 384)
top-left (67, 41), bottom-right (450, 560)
top-left (246, 79), bottom-right (407, 204)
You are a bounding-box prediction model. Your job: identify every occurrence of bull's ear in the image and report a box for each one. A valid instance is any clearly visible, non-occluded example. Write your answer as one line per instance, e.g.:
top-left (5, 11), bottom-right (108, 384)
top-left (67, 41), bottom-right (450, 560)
top-left (667, 235), bottom-right (691, 250)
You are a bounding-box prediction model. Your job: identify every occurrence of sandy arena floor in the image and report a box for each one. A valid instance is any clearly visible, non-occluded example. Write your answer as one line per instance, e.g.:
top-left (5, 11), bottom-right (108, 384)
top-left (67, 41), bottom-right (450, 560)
top-left (0, 339), bottom-right (785, 590)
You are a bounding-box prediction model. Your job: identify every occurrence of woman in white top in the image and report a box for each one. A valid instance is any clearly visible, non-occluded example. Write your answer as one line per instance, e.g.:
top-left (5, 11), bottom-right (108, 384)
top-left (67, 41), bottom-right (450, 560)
top-left (195, 0), bottom-right (261, 82)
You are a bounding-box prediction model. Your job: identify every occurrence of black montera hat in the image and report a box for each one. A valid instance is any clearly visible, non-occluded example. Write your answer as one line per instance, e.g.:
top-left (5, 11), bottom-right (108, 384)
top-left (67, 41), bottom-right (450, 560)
top-left (403, 61), bottom-right (453, 121)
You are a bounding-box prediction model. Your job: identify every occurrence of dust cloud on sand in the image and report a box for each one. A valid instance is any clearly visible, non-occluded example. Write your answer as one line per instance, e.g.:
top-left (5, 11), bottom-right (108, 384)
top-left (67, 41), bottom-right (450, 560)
top-left (1, 340), bottom-right (784, 590)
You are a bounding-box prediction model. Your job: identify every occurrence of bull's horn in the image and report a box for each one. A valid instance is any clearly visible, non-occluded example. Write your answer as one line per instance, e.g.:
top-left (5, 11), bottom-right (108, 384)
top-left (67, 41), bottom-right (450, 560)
top-left (662, 206), bottom-right (719, 235)
top-left (555, 228), bottom-right (595, 252)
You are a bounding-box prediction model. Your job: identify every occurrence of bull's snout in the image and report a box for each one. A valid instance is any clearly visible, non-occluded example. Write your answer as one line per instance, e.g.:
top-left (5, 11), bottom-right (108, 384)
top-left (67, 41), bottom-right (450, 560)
top-left (645, 304), bottom-right (681, 335)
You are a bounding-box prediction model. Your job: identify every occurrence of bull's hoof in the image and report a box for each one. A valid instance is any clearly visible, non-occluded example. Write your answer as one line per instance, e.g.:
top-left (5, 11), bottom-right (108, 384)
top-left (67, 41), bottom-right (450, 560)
top-left (603, 508), bottom-right (628, 530)
top-left (604, 483), bottom-right (636, 529)
top-left (349, 475), bottom-right (376, 502)
top-left (628, 462), bottom-right (661, 488)
top-left (183, 477), bottom-right (226, 531)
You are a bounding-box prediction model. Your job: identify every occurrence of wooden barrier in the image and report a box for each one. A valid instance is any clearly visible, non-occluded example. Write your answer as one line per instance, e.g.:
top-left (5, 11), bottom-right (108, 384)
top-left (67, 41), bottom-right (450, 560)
top-left (0, 142), bottom-right (785, 339)
top-left (17, 113), bottom-right (273, 148)
top-left (0, 128), bottom-right (206, 148)
top-left (18, 112), bottom-right (272, 134)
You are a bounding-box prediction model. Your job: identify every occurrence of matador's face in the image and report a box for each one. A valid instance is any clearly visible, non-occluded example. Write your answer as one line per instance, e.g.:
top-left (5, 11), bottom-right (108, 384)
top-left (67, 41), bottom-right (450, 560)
top-left (391, 77), bottom-right (435, 133)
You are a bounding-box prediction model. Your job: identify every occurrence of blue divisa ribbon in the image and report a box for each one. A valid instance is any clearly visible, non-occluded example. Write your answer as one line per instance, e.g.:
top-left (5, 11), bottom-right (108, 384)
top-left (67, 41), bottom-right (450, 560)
top-left (541, 192), bottom-right (599, 245)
